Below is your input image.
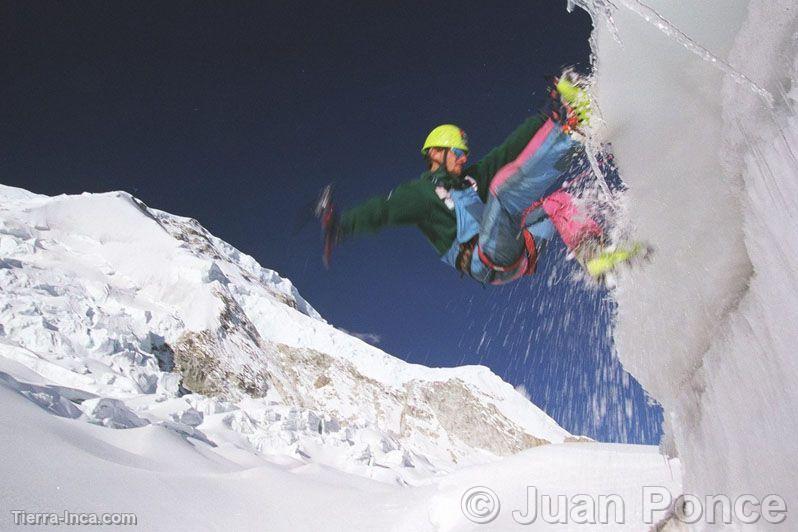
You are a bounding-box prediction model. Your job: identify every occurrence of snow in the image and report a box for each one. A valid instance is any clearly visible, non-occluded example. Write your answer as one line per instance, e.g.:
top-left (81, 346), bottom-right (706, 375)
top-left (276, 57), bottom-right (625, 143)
top-left (426, 443), bottom-right (680, 531)
top-left (0, 179), bottom-right (683, 529)
top-left (0, 374), bottom-right (424, 531)
top-left (0, 362), bottom-right (680, 530)
top-left (579, 0), bottom-right (798, 524)
top-left (0, 183), bottom-right (571, 464)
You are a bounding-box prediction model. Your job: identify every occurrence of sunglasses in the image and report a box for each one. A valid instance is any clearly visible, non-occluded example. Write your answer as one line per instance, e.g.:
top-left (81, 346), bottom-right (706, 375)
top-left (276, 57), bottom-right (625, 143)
top-left (451, 147), bottom-right (468, 159)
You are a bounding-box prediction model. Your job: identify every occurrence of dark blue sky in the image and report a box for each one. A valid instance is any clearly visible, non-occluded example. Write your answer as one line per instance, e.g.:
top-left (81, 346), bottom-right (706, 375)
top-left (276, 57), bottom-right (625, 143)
top-left (1, 1), bottom-right (662, 443)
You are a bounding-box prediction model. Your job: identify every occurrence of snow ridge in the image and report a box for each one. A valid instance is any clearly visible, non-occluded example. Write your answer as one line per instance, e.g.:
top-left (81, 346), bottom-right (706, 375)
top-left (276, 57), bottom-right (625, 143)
top-left (0, 184), bottom-right (568, 484)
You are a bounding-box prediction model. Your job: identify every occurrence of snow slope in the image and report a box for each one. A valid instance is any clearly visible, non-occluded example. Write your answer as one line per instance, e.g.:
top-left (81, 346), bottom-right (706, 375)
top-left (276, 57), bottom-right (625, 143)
top-left (0, 183), bottom-right (682, 530)
top-left (0, 183), bottom-right (570, 484)
top-left (0, 362), bottom-right (681, 531)
top-left (579, 0), bottom-right (798, 526)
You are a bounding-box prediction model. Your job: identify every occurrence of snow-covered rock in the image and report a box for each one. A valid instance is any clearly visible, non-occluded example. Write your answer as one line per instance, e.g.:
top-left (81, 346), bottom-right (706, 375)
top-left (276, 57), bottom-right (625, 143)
top-left (0, 183), bottom-right (569, 483)
top-left (81, 397), bottom-right (149, 429)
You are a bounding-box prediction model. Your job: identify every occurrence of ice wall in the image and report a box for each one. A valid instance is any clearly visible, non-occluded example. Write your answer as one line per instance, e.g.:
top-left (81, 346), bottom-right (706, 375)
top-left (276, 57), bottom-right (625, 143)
top-left (580, 0), bottom-right (798, 525)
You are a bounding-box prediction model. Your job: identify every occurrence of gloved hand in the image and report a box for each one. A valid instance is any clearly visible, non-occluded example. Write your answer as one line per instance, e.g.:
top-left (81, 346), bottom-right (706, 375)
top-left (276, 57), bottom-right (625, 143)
top-left (315, 184), bottom-right (340, 268)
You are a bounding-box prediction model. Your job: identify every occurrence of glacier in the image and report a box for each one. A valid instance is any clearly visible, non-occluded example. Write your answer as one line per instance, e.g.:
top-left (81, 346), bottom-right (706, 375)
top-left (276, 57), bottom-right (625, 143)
top-left (581, 0), bottom-right (798, 527)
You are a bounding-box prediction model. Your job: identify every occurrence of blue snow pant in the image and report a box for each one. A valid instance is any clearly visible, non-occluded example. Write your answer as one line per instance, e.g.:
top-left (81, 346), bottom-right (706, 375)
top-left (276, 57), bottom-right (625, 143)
top-left (469, 119), bottom-right (579, 285)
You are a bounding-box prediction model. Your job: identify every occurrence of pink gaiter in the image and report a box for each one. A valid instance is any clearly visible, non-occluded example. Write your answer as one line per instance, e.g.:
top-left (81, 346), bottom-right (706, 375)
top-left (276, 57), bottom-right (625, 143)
top-left (541, 190), bottom-right (602, 250)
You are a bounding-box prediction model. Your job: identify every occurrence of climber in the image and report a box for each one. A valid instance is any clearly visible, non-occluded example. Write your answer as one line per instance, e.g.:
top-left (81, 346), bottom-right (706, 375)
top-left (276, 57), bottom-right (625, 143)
top-left (317, 75), bottom-right (634, 285)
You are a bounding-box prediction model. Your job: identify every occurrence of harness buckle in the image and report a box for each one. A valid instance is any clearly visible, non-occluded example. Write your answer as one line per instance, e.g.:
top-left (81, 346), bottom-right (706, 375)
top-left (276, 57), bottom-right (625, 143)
top-left (455, 236), bottom-right (478, 277)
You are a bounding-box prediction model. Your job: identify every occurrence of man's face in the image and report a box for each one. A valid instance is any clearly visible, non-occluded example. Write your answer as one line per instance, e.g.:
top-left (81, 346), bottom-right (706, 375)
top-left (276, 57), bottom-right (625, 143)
top-left (446, 148), bottom-right (468, 176)
top-left (431, 148), bottom-right (468, 176)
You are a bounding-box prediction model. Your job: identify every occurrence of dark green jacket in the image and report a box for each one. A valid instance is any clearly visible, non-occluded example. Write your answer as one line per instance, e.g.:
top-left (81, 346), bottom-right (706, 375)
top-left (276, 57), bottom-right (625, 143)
top-left (339, 114), bottom-right (548, 255)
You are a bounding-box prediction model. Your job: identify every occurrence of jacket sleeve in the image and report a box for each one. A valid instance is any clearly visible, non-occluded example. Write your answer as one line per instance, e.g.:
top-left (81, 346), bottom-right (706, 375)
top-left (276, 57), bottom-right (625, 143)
top-left (470, 114), bottom-right (549, 201)
top-left (339, 180), bottom-right (432, 238)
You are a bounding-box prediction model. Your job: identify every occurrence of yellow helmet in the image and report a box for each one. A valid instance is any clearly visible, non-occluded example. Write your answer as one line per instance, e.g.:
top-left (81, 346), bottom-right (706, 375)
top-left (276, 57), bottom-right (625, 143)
top-left (421, 124), bottom-right (469, 155)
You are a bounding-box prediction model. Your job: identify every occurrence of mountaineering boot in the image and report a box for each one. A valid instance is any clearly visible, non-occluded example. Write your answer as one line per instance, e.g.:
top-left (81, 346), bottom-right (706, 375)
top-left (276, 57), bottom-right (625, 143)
top-left (571, 235), bottom-right (605, 272)
top-left (585, 241), bottom-right (653, 276)
top-left (572, 237), bottom-right (654, 286)
top-left (551, 69), bottom-right (592, 133)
